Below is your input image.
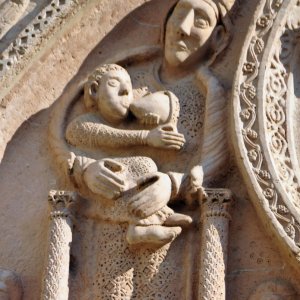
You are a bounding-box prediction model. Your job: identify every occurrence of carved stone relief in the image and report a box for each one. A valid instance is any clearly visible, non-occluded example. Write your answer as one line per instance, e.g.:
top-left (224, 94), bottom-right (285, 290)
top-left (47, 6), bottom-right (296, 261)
top-left (0, 0), bottom-right (30, 40)
top-left (0, 0), bottom-right (77, 75)
top-left (0, 0), bottom-right (79, 104)
top-left (46, 0), bottom-right (236, 298)
top-left (1, 0), bottom-right (300, 299)
top-left (232, 0), bottom-right (300, 267)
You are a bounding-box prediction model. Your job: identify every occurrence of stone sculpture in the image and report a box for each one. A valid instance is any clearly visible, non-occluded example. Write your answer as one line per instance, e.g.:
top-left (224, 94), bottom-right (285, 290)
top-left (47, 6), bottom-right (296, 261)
top-left (65, 63), bottom-right (192, 247)
top-left (57, 0), bottom-right (232, 211)
top-left (2, 0), bottom-right (300, 298)
top-left (47, 0), bottom-right (235, 298)
top-left (232, 0), bottom-right (300, 267)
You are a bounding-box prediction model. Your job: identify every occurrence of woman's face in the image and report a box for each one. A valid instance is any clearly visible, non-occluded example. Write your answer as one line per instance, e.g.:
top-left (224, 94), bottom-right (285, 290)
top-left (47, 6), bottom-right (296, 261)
top-left (164, 0), bottom-right (218, 67)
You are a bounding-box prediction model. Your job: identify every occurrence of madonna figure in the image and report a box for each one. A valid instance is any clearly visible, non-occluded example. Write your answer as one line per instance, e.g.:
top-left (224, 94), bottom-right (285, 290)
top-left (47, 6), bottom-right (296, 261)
top-left (69, 0), bottom-right (233, 214)
top-left (49, 0), bottom-right (234, 298)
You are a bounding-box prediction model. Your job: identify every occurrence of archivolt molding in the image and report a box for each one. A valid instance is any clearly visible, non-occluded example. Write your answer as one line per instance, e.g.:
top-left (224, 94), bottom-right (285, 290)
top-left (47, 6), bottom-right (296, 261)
top-left (0, 0), bottom-right (79, 102)
top-left (0, 0), bottom-right (30, 41)
top-left (261, 6), bottom-right (300, 219)
top-left (233, 0), bottom-right (300, 264)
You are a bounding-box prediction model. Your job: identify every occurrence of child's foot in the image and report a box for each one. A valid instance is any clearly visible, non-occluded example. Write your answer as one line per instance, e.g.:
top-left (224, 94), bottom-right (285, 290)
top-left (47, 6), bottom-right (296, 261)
top-left (164, 213), bottom-right (192, 227)
top-left (126, 224), bottom-right (181, 247)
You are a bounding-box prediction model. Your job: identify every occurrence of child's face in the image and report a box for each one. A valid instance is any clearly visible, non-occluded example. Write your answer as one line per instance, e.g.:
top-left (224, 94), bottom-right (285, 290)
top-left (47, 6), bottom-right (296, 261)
top-left (97, 69), bottom-right (133, 123)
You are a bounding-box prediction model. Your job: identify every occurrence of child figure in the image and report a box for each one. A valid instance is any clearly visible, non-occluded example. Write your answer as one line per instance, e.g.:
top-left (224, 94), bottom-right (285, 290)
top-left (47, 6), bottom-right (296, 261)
top-left (66, 64), bottom-right (192, 247)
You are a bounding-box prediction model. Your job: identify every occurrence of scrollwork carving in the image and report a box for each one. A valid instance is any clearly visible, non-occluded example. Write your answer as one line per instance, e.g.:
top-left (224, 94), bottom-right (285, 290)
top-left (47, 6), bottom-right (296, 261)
top-left (233, 0), bottom-right (300, 264)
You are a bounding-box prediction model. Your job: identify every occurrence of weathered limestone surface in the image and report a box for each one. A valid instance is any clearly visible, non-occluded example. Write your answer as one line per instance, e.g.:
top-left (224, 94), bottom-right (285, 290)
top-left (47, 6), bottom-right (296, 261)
top-left (0, 0), bottom-right (300, 299)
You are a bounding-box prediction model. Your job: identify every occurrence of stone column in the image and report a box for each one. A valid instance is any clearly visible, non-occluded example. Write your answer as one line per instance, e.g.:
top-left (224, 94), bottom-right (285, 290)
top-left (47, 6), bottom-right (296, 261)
top-left (197, 188), bottom-right (233, 300)
top-left (41, 190), bottom-right (76, 300)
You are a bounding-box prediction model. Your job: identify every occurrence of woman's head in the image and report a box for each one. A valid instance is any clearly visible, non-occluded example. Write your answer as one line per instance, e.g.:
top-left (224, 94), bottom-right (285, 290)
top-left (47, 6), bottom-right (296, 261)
top-left (163, 0), bottom-right (232, 68)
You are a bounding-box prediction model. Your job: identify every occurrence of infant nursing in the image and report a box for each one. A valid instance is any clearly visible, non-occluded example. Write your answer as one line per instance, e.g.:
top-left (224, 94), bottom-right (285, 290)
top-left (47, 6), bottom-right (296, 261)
top-left (67, 64), bottom-right (192, 247)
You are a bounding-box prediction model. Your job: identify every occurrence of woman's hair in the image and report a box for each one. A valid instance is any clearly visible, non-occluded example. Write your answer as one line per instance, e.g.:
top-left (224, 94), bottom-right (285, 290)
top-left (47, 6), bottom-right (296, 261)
top-left (212, 0), bottom-right (233, 62)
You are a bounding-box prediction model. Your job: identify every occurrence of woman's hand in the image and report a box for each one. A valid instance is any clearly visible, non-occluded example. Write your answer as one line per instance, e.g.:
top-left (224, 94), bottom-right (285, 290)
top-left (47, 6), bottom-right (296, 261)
top-left (146, 125), bottom-right (185, 150)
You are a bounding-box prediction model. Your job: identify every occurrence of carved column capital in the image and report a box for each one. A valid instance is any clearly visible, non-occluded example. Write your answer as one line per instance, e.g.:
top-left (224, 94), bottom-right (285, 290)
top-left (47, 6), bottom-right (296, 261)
top-left (200, 188), bottom-right (233, 220)
top-left (48, 190), bottom-right (76, 219)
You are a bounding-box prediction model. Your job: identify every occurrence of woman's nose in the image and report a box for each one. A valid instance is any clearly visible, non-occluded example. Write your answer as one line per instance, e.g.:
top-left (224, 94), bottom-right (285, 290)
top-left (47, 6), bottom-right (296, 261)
top-left (178, 9), bottom-right (194, 36)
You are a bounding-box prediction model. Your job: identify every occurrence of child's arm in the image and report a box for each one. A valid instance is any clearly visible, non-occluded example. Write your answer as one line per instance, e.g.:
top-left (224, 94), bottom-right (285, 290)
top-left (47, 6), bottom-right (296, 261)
top-left (65, 113), bottom-right (185, 150)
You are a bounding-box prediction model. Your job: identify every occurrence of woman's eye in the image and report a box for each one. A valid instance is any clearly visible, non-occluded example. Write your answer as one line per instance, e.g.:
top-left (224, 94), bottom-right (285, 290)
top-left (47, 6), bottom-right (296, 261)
top-left (194, 17), bottom-right (208, 28)
top-left (107, 79), bottom-right (120, 87)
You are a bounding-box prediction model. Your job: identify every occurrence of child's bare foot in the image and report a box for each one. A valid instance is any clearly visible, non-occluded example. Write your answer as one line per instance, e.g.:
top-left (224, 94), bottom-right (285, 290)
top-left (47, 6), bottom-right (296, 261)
top-left (164, 213), bottom-right (192, 227)
top-left (126, 224), bottom-right (182, 247)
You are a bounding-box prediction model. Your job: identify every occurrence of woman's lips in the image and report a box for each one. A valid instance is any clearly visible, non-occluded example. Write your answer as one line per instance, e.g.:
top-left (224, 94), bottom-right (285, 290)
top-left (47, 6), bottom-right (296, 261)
top-left (176, 41), bottom-right (188, 51)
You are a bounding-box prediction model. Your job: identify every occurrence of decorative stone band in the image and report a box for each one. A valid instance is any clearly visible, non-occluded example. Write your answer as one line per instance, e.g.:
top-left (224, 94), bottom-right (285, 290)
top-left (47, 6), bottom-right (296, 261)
top-left (198, 188), bottom-right (233, 300)
top-left (41, 190), bottom-right (76, 300)
top-left (0, 0), bottom-right (79, 103)
top-left (232, 0), bottom-right (300, 268)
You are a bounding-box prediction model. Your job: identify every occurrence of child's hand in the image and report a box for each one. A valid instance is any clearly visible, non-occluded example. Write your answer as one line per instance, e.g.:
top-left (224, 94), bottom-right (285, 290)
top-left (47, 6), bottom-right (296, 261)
top-left (146, 125), bottom-right (185, 150)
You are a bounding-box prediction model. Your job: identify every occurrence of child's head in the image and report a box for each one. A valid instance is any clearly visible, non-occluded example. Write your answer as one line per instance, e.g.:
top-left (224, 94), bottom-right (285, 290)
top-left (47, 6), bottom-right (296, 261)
top-left (84, 64), bottom-right (133, 124)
